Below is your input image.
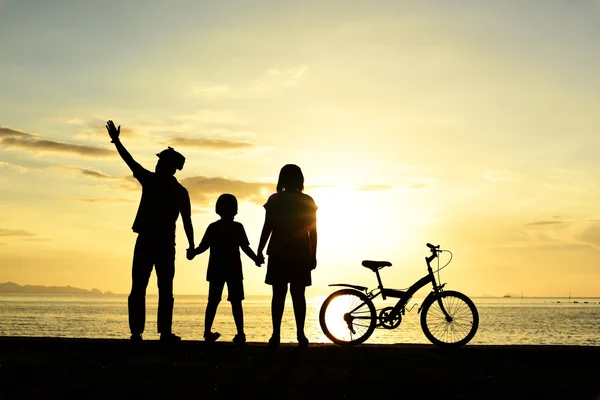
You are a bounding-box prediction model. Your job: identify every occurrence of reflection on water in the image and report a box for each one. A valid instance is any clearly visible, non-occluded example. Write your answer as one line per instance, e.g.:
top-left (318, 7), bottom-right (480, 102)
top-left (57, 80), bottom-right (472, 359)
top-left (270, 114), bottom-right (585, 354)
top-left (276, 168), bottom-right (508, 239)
top-left (1, 294), bottom-right (599, 345)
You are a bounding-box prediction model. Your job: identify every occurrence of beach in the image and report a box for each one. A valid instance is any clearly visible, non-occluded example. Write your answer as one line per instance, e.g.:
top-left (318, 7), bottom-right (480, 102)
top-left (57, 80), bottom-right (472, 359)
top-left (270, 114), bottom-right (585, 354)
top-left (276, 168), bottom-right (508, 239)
top-left (1, 337), bottom-right (598, 400)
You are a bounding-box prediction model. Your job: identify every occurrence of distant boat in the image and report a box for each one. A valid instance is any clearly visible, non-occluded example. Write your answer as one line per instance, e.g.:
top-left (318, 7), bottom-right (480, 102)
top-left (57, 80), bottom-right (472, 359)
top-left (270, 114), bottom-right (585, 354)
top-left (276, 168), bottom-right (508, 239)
top-left (503, 295), bottom-right (512, 298)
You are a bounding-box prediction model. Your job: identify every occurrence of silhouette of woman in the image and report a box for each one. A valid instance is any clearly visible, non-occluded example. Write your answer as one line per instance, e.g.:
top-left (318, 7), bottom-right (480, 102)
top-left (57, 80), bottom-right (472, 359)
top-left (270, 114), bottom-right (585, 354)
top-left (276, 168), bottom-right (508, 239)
top-left (257, 164), bottom-right (318, 347)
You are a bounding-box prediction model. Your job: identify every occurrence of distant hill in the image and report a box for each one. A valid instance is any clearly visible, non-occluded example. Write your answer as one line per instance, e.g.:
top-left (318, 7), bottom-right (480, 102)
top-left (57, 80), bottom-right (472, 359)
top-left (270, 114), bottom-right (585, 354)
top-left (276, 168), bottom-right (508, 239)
top-left (0, 282), bottom-right (111, 295)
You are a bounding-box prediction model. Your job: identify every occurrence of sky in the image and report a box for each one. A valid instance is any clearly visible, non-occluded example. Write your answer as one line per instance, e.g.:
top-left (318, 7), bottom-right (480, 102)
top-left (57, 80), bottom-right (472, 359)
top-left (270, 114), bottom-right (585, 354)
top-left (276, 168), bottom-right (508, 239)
top-left (1, 0), bottom-right (600, 297)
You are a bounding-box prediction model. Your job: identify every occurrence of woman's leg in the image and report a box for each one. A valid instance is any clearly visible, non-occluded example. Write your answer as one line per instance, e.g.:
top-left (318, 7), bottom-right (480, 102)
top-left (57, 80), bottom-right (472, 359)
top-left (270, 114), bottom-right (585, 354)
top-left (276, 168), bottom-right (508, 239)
top-left (271, 284), bottom-right (288, 338)
top-left (290, 283), bottom-right (307, 341)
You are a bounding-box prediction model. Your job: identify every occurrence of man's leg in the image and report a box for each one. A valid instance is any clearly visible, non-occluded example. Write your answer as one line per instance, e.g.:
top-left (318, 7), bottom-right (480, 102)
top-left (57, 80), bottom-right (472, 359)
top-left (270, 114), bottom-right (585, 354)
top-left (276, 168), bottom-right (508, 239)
top-left (155, 242), bottom-right (175, 336)
top-left (129, 236), bottom-right (153, 336)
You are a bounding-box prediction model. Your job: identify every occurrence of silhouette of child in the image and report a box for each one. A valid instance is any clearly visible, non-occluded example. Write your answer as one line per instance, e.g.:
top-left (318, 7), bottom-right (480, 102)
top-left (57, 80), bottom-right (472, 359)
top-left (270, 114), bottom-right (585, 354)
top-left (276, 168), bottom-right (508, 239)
top-left (188, 194), bottom-right (261, 345)
top-left (257, 164), bottom-right (317, 348)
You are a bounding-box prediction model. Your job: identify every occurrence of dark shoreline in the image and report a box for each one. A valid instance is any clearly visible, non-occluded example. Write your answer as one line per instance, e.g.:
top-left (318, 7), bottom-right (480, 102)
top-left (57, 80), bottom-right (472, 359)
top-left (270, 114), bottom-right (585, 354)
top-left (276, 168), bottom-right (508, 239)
top-left (1, 337), bottom-right (599, 399)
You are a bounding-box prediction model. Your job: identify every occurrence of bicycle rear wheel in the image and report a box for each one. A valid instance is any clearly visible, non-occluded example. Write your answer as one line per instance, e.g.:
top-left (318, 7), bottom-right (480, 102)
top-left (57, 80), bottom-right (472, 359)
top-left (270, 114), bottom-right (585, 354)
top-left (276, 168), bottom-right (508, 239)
top-left (319, 289), bottom-right (376, 346)
top-left (420, 290), bottom-right (479, 347)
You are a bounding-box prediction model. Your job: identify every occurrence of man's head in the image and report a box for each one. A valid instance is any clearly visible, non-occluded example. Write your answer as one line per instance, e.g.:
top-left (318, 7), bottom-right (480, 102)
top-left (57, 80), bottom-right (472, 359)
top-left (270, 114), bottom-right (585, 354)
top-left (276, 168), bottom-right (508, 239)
top-left (155, 147), bottom-right (185, 175)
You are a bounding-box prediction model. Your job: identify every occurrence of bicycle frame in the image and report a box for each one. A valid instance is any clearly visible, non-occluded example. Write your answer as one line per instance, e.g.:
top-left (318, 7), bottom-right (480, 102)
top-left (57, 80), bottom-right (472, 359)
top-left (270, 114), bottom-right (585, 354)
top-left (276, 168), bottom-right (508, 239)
top-left (331, 251), bottom-right (450, 319)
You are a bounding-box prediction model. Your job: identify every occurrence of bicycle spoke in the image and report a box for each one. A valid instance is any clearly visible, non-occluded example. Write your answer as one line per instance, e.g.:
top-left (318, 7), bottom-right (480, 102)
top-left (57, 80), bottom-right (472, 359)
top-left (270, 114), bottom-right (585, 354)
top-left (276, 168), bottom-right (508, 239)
top-left (424, 293), bottom-right (477, 344)
top-left (321, 290), bottom-right (376, 345)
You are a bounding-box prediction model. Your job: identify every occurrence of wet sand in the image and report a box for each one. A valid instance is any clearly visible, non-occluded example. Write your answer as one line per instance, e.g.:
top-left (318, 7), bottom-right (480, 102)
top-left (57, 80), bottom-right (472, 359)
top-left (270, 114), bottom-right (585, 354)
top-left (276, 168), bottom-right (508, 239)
top-left (1, 337), bottom-right (599, 399)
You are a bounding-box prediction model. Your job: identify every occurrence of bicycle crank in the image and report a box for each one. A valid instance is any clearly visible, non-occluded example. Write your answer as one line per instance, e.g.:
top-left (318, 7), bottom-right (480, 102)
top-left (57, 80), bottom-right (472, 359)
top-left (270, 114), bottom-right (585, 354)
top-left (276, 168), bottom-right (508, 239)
top-left (378, 307), bottom-right (402, 329)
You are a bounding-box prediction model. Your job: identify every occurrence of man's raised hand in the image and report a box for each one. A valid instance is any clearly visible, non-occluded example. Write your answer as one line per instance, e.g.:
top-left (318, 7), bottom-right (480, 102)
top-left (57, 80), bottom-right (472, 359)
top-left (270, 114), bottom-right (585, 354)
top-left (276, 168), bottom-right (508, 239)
top-left (106, 120), bottom-right (120, 143)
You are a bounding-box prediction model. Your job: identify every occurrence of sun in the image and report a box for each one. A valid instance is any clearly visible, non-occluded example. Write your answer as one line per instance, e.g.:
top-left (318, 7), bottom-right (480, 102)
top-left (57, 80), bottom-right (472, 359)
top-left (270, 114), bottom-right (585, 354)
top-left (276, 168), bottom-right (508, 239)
top-left (312, 187), bottom-right (389, 262)
top-left (310, 186), bottom-right (428, 285)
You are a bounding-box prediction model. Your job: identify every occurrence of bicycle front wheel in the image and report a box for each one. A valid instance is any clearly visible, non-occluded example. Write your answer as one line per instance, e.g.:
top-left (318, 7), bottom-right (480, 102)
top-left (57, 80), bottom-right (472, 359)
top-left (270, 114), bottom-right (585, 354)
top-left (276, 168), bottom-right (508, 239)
top-left (319, 289), bottom-right (376, 346)
top-left (420, 290), bottom-right (479, 347)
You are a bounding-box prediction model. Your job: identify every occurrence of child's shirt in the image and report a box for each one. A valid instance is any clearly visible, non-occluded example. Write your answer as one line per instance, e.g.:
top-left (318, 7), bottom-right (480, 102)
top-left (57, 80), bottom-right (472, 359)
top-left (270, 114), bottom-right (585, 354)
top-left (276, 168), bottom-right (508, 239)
top-left (264, 191), bottom-right (317, 259)
top-left (199, 219), bottom-right (249, 282)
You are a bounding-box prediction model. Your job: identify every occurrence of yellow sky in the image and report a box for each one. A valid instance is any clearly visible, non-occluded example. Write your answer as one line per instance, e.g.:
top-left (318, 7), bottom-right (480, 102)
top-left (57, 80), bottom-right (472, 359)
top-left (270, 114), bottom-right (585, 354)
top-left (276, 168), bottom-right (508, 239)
top-left (1, 1), bottom-right (600, 297)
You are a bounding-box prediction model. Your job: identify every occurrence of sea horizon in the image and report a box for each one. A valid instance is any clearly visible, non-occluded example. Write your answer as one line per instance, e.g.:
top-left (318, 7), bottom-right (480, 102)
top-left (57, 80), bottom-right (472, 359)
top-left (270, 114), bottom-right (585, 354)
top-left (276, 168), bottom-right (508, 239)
top-left (2, 293), bottom-right (599, 346)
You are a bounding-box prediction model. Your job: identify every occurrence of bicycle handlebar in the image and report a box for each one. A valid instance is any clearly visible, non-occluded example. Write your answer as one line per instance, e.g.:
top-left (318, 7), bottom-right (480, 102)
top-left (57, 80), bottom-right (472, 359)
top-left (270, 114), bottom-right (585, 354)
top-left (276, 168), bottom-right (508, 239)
top-left (425, 243), bottom-right (440, 264)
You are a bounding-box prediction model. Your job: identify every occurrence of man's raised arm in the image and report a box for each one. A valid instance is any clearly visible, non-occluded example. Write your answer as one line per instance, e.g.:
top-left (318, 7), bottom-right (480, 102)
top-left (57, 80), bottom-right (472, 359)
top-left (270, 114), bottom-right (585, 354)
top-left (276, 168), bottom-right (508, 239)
top-left (106, 120), bottom-right (143, 173)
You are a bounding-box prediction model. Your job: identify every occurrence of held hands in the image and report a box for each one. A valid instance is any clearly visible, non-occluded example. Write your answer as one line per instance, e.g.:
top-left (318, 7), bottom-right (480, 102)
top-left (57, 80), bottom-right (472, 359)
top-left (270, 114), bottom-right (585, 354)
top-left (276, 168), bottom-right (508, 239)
top-left (186, 247), bottom-right (196, 261)
top-left (255, 253), bottom-right (265, 267)
top-left (106, 120), bottom-right (120, 143)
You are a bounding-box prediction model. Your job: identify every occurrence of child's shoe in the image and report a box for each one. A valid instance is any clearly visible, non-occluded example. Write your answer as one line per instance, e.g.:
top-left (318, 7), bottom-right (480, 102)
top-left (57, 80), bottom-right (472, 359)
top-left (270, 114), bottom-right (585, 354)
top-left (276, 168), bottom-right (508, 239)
top-left (297, 335), bottom-right (309, 348)
top-left (160, 333), bottom-right (182, 343)
top-left (130, 333), bottom-right (143, 343)
top-left (233, 333), bottom-right (246, 345)
top-left (204, 331), bottom-right (221, 343)
top-left (267, 335), bottom-right (280, 348)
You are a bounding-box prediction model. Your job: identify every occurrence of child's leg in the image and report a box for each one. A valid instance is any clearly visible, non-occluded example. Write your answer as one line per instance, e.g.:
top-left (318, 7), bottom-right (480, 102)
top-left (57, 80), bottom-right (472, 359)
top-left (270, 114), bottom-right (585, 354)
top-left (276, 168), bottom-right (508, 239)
top-left (271, 284), bottom-right (288, 338)
top-left (204, 300), bottom-right (219, 334)
top-left (290, 283), bottom-right (306, 339)
top-left (227, 280), bottom-right (245, 335)
top-left (205, 281), bottom-right (224, 335)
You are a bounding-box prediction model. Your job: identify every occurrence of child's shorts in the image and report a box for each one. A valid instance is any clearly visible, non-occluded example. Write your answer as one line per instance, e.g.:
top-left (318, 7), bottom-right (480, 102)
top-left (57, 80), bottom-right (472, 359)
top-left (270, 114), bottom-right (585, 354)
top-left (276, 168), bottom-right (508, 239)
top-left (208, 279), bottom-right (244, 302)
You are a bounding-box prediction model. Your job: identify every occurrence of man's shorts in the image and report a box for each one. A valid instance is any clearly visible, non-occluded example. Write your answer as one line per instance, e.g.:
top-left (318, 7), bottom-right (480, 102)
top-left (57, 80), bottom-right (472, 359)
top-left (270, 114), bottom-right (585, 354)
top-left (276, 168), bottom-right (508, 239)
top-left (208, 279), bottom-right (244, 302)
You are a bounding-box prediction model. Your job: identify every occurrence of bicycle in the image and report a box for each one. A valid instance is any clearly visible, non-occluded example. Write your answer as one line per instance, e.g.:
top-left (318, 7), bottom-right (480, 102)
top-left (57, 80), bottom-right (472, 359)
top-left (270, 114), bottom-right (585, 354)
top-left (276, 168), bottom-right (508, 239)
top-left (319, 243), bottom-right (479, 347)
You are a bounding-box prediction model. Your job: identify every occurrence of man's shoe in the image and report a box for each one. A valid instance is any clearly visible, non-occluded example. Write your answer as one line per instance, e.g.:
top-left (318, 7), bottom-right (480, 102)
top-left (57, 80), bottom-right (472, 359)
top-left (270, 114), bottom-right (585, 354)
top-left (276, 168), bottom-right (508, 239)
top-left (204, 331), bottom-right (221, 343)
top-left (130, 334), bottom-right (143, 343)
top-left (233, 333), bottom-right (246, 345)
top-left (160, 333), bottom-right (182, 343)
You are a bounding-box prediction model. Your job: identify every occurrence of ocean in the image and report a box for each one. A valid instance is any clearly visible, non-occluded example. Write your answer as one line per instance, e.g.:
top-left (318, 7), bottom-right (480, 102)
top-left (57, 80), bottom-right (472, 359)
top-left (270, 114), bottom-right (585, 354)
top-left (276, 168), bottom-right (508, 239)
top-left (1, 294), bottom-right (599, 346)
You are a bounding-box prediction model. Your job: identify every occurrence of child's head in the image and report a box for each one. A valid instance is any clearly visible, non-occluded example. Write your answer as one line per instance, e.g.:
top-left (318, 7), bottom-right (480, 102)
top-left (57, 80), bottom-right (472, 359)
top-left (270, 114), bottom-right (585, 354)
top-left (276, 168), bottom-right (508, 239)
top-left (276, 164), bottom-right (304, 193)
top-left (216, 193), bottom-right (238, 218)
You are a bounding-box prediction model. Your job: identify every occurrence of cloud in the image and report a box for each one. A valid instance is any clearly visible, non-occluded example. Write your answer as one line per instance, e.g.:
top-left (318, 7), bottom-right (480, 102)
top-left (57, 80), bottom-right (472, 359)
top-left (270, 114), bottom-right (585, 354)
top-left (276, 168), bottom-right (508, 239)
top-left (176, 110), bottom-right (238, 126)
top-left (0, 127), bottom-right (31, 137)
top-left (0, 126), bottom-right (114, 157)
top-left (58, 167), bottom-right (269, 207)
top-left (0, 229), bottom-right (35, 237)
top-left (406, 177), bottom-right (438, 189)
top-left (54, 166), bottom-right (120, 180)
top-left (263, 66), bottom-right (307, 87)
top-left (74, 124), bottom-right (142, 141)
top-left (354, 185), bottom-right (393, 191)
top-left (482, 169), bottom-right (520, 182)
top-left (0, 161), bottom-right (27, 173)
top-left (575, 221), bottom-right (600, 247)
top-left (188, 84), bottom-right (230, 99)
top-left (168, 137), bottom-right (255, 150)
top-left (247, 66), bottom-right (308, 96)
top-left (526, 220), bottom-right (565, 226)
top-left (74, 197), bottom-right (135, 204)
top-left (186, 66), bottom-right (308, 99)
top-left (180, 176), bottom-right (269, 206)
top-left (516, 219), bottom-right (600, 251)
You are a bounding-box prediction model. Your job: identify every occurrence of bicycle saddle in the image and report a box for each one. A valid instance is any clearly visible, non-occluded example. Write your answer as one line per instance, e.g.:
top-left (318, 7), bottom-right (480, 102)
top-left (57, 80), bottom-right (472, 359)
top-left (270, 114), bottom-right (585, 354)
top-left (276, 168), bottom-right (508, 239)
top-left (362, 260), bottom-right (392, 271)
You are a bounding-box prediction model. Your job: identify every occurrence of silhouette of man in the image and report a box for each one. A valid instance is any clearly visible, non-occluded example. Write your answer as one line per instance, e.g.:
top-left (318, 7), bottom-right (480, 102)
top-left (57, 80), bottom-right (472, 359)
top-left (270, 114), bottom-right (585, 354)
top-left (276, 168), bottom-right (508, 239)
top-left (106, 120), bottom-right (194, 342)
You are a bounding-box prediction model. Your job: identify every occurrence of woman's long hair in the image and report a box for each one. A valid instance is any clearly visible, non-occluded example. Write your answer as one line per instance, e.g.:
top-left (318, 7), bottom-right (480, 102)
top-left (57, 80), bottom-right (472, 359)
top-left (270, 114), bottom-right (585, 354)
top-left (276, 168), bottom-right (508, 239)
top-left (276, 164), bottom-right (304, 193)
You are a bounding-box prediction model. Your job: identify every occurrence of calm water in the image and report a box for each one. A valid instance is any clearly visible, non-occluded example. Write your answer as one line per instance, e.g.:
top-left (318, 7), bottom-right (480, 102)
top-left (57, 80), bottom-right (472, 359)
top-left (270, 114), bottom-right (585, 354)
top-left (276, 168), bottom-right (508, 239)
top-left (1, 294), bottom-right (599, 345)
